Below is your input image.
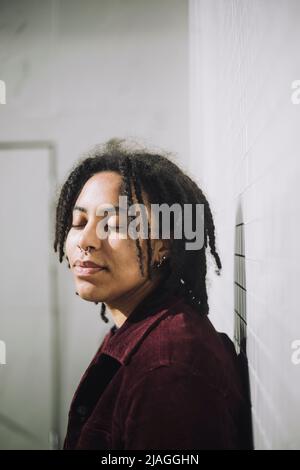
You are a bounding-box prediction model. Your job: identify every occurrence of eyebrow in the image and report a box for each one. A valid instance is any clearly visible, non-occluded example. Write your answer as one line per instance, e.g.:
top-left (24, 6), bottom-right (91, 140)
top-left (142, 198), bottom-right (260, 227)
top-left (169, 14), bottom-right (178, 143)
top-left (73, 205), bottom-right (126, 214)
top-left (73, 205), bottom-right (88, 213)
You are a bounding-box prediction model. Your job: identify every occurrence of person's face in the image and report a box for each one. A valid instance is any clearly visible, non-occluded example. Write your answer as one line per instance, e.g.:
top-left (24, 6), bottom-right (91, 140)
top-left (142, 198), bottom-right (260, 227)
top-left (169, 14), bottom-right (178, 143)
top-left (65, 171), bottom-right (167, 304)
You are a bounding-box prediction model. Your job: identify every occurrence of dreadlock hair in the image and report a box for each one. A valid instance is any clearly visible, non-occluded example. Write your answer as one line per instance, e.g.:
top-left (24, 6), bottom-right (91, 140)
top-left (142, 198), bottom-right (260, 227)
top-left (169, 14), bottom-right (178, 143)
top-left (53, 138), bottom-right (222, 323)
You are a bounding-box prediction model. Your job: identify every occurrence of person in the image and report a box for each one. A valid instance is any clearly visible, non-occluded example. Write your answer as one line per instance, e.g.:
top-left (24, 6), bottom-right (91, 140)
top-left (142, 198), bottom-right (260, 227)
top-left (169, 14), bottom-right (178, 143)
top-left (53, 138), bottom-right (251, 450)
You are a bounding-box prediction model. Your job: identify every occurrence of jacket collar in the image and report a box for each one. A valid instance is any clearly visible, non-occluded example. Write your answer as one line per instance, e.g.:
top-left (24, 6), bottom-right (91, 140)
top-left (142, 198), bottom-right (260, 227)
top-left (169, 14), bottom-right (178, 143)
top-left (100, 286), bottom-right (184, 366)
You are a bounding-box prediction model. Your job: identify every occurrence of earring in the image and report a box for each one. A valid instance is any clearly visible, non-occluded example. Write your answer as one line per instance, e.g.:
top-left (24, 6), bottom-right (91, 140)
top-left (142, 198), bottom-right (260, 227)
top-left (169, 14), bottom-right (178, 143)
top-left (154, 255), bottom-right (168, 269)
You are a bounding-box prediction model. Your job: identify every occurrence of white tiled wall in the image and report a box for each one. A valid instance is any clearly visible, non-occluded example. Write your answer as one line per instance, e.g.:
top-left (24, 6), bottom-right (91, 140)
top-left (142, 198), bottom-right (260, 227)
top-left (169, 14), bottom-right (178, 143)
top-left (189, 0), bottom-right (300, 449)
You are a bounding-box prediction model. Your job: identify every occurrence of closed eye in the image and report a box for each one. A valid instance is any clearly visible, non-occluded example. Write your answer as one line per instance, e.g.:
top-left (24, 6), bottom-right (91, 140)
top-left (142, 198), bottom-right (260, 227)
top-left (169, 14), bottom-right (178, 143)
top-left (71, 223), bottom-right (114, 231)
top-left (71, 224), bottom-right (86, 229)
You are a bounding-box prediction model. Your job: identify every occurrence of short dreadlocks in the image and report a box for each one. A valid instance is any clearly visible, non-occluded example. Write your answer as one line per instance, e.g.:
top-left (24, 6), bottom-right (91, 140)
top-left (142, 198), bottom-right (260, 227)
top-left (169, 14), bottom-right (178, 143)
top-left (54, 138), bottom-right (222, 322)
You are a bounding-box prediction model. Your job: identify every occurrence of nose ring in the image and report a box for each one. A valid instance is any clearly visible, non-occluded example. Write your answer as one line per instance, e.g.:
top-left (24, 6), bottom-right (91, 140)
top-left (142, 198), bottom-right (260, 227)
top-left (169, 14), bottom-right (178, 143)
top-left (78, 245), bottom-right (92, 255)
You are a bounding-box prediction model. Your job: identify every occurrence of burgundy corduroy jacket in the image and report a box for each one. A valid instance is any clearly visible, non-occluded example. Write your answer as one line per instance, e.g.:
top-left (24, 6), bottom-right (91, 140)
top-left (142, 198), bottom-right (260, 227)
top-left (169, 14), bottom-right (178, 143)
top-left (63, 292), bottom-right (248, 450)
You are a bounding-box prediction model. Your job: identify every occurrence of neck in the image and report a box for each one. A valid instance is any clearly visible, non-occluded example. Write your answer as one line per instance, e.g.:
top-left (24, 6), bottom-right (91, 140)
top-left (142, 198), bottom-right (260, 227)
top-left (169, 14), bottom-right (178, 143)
top-left (105, 276), bottom-right (163, 328)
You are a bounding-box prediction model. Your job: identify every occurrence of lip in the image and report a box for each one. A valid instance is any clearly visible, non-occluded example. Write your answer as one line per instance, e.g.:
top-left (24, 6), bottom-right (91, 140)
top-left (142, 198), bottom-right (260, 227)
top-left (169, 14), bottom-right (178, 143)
top-left (74, 259), bottom-right (107, 268)
top-left (73, 259), bottom-right (108, 276)
top-left (74, 265), bottom-right (107, 276)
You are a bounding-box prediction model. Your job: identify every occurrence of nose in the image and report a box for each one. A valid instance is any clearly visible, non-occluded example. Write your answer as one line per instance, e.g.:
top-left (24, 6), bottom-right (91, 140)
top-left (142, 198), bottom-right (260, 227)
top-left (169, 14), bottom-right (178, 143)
top-left (77, 219), bottom-right (102, 253)
top-left (77, 245), bottom-right (92, 254)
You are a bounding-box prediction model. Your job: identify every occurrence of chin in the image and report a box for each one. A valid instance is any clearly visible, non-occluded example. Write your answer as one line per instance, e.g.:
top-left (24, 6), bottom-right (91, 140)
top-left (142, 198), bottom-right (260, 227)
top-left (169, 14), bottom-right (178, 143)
top-left (76, 281), bottom-right (106, 303)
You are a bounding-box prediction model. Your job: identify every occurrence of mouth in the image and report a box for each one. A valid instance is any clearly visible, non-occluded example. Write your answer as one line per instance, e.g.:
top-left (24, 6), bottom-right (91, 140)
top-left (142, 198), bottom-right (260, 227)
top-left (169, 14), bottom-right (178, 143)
top-left (73, 260), bottom-right (109, 277)
top-left (74, 266), bottom-right (108, 276)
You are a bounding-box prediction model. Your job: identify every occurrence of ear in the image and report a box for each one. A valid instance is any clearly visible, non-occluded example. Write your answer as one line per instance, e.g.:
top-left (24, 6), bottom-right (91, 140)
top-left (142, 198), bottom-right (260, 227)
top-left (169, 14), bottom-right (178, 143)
top-left (152, 238), bottom-right (170, 263)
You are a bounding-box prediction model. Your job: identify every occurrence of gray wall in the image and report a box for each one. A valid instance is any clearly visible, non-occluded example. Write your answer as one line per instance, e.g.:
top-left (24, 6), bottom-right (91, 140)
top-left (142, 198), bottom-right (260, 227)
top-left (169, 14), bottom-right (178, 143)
top-left (0, 0), bottom-right (189, 448)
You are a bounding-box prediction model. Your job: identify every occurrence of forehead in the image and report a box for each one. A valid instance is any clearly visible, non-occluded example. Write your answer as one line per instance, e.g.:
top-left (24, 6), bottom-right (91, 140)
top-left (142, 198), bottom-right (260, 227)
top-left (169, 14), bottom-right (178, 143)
top-left (73, 171), bottom-right (151, 220)
top-left (75, 171), bottom-right (123, 209)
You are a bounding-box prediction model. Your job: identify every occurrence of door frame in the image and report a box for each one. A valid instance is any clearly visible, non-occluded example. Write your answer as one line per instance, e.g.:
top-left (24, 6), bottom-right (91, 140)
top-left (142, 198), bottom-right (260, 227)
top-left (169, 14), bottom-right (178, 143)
top-left (0, 140), bottom-right (60, 449)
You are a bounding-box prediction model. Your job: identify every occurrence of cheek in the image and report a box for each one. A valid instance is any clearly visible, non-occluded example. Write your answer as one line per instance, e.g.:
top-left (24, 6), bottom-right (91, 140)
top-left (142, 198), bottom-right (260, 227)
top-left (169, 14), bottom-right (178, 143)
top-left (65, 231), bottom-right (77, 259)
top-left (109, 237), bottom-right (145, 278)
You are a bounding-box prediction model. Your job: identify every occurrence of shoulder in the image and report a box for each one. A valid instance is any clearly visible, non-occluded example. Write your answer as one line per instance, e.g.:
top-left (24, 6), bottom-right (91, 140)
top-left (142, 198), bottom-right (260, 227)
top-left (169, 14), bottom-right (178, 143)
top-left (127, 299), bottom-right (240, 394)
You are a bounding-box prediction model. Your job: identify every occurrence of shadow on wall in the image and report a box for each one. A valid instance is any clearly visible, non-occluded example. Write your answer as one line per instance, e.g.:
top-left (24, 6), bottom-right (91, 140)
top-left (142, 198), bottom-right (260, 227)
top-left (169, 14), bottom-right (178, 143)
top-left (234, 201), bottom-right (254, 450)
